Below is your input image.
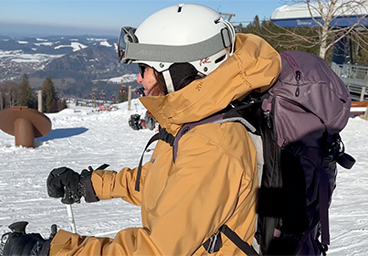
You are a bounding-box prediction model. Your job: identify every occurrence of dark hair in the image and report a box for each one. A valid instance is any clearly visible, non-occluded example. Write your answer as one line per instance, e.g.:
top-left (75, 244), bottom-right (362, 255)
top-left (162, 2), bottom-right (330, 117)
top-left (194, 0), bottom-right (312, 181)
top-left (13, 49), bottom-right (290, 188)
top-left (154, 63), bottom-right (201, 95)
top-left (154, 70), bottom-right (168, 95)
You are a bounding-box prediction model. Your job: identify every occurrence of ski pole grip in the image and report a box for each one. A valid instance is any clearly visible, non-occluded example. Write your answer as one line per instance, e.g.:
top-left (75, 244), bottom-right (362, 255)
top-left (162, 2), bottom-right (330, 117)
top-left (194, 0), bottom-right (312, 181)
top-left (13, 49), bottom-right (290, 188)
top-left (62, 186), bottom-right (75, 204)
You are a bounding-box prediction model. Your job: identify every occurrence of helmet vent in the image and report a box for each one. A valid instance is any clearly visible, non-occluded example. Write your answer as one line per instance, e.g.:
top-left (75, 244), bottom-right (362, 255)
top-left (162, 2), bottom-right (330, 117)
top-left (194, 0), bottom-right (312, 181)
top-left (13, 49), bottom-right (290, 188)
top-left (177, 6), bottom-right (182, 12)
top-left (215, 54), bottom-right (226, 64)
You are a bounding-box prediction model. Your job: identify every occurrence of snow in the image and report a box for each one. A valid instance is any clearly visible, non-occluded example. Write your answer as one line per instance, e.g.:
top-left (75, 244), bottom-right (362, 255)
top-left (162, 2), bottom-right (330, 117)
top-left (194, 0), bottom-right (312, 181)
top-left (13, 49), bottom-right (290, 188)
top-left (54, 42), bottom-right (87, 52)
top-left (94, 74), bottom-right (138, 84)
top-left (351, 107), bottom-right (367, 112)
top-left (87, 38), bottom-right (109, 42)
top-left (0, 100), bottom-right (367, 255)
top-left (0, 50), bottom-right (63, 63)
top-left (100, 41), bottom-right (112, 47)
top-left (34, 42), bottom-right (54, 47)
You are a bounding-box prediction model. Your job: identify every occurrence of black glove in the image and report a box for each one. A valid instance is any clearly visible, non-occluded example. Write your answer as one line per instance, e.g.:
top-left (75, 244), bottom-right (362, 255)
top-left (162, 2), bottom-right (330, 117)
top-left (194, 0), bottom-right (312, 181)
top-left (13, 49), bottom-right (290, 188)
top-left (47, 164), bottom-right (109, 204)
top-left (47, 167), bottom-right (81, 204)
top-left (0, 222), bottom-right (56, 256)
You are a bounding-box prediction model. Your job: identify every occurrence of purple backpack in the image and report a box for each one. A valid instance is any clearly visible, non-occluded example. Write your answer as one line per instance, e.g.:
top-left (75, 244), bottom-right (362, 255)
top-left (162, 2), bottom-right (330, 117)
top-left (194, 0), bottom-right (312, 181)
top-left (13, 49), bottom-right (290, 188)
top-left (165, 51), bottom-right (355, 255)
top-left (252, 51), bottom-right (355, 255)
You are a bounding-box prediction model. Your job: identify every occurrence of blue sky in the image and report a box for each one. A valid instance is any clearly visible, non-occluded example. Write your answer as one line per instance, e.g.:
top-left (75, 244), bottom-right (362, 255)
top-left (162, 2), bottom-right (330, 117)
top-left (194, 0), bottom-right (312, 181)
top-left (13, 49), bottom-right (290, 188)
top-left (0, 0), bottom-right (284, 37)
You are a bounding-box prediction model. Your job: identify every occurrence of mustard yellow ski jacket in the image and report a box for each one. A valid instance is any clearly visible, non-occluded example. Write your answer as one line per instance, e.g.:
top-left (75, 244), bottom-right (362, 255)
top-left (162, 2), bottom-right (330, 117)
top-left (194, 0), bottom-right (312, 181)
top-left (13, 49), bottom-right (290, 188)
top-left (49, 34), bottom-right (281, 256)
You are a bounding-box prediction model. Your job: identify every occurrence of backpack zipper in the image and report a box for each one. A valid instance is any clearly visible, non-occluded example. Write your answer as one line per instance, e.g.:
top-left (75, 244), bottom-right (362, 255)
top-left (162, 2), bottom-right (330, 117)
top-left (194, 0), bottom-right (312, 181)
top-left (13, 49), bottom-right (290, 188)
top-left (280, 52), bottom-right (302, 97)
top-left (295, 70), bottom-right (301, 97)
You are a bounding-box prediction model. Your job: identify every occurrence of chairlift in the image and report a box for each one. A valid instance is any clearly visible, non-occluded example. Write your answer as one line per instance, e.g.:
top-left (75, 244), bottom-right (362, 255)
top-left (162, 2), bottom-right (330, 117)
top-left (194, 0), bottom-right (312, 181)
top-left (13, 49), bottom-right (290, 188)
top-left (120, 85), bottom-right (128, 94)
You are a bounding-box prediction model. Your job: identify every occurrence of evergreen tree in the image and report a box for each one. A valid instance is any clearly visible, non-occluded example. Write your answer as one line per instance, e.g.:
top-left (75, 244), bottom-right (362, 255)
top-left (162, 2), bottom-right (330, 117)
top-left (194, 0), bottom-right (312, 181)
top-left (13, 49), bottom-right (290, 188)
top-left (42, 76), bottom-right (57, 113)
top-left (250, 15), bottom-right (261, 30)
top-left (19, 74), bottom-right (34, 108)
top-left (118, 91), bottom-right (129, 103)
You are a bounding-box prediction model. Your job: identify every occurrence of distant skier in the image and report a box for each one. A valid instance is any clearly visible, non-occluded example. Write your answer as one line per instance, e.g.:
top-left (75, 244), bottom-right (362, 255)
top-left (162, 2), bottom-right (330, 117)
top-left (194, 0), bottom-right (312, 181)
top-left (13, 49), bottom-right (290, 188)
top-left (128, 111), bottom-right (157, 131)
top-left (128, 113), bottom-right (143, 130)
top-left (0, 3), bottom-right (281, 256)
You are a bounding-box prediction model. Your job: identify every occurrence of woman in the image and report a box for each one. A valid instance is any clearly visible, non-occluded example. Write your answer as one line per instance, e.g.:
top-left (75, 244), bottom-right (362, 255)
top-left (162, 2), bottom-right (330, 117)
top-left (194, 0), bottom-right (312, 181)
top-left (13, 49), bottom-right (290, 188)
top-left (1, 4), bottom-right (281, 256)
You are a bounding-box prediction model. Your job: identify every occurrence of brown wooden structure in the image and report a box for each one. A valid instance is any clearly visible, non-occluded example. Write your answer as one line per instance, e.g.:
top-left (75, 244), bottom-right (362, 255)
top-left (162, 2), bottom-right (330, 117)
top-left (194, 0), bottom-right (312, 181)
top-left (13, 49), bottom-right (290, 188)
top-left (0, 106), bottom-right (51, 148)
top-left (350, 101), bottom-right (368, 116)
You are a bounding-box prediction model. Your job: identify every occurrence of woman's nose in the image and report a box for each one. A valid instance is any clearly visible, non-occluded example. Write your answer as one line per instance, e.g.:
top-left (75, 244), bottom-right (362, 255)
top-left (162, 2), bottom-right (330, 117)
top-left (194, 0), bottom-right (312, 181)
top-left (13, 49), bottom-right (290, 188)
top-left (137, 73), bottom-right (143, 83)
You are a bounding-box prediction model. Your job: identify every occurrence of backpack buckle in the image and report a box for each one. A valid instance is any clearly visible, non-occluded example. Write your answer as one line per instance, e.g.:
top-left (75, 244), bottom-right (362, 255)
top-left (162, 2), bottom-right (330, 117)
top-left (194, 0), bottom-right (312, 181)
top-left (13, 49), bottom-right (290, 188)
top-left (203, 231), bottom-right (222, 254)
top-left (158, 128), bottom-right (175, 146)
top-left (323, 135), bottom-right (341, 163)
top-left (277, 230), bottom-right (301, 243)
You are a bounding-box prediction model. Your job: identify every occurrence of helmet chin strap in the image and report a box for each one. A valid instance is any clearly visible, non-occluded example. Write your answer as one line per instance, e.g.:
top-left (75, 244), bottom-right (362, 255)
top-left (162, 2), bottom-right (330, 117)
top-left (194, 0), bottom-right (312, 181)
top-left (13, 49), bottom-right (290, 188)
top-left (163, 70), bottom-right (175, 93)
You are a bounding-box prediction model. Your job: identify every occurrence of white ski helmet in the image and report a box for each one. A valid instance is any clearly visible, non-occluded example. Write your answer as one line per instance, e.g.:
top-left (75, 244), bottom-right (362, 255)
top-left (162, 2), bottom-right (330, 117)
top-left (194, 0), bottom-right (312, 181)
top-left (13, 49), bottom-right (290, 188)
top-left (118, 3), bottom-right (235, 93)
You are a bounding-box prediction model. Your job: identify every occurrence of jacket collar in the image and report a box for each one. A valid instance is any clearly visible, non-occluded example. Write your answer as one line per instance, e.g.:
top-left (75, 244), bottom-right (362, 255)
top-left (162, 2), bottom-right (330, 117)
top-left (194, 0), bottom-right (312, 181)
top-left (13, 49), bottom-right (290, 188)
top-left (139, 33), bottom-right (281, 135)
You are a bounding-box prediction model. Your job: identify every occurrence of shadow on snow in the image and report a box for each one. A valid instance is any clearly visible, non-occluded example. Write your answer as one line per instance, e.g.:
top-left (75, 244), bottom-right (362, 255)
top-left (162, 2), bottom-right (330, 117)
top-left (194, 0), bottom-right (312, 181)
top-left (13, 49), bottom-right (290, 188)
top-left (37, 127), bottom-right (89, 141)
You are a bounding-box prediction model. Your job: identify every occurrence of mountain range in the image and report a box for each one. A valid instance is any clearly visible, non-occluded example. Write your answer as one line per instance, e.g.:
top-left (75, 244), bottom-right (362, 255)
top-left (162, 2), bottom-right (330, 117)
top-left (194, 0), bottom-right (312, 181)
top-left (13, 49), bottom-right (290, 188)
top-left (0, 35), bottom-right (140, 99)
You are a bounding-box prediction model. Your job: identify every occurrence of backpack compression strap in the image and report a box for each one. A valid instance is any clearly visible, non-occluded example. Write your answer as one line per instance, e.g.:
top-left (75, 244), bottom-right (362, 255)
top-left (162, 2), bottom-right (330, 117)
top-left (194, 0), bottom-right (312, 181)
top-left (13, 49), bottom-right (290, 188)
top-left (287, 133), bottom-right (356, 249)
top-left (220, 225), bottom-right (259, 256)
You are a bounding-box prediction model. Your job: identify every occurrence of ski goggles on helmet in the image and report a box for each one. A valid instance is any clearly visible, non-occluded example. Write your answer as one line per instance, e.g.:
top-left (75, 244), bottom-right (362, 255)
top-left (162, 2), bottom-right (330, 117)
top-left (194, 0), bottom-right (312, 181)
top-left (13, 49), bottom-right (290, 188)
top-left (117, 25), bottom-right (233, 69)
top-left (118, 26), bottom-right (138, 64)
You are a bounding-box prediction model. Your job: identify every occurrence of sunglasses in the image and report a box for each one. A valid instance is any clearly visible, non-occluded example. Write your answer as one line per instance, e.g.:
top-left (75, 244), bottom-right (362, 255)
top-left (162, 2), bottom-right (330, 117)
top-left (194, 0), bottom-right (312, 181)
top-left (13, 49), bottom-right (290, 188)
top-left (138, 64), bottom-right (148, 78)
top-left (118, 26), bottom-right (138, 63)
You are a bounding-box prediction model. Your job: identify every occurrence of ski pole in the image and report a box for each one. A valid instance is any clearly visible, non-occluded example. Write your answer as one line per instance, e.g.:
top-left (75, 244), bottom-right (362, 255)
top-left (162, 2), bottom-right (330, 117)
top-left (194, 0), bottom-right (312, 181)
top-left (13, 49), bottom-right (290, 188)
top-left (63, 186), bottom-right (77, 233)
top-left (66, 204), bottom-right (77, 233)
top-left (61, 164), bottom-right (109, 234)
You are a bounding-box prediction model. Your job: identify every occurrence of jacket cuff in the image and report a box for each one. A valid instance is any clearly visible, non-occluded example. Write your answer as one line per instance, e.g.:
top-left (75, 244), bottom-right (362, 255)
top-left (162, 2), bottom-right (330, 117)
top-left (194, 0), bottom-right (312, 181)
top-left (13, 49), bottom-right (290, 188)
top-left (80, 173), bottom-right (100, 203)
top-left (49, 230), bottom-right (83, 256)
top-left (37, 239), bottom-right (51, 256)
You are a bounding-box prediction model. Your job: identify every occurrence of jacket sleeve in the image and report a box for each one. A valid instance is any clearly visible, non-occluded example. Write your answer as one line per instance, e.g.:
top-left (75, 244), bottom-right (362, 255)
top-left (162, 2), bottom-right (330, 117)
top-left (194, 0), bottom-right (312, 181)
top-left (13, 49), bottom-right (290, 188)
top-left (49, 123), bottom-right (257, 256)
top-left (89, 164), bottom-right (146, 207)
top-left (88, 140), bottom-right (169, 206)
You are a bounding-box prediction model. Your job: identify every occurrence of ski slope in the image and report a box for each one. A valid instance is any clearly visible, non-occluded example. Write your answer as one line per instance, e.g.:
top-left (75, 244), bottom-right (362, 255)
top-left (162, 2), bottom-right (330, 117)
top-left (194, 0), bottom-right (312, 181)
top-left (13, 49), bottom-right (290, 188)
top-left (0, 99), bottom-right (367, 255)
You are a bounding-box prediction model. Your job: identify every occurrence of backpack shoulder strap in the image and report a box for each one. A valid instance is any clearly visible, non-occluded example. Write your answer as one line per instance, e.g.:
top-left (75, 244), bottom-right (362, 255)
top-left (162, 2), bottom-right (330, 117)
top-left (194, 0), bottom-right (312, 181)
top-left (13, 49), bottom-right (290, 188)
top-left (171, 100), bottom-right (261, 162)
top-left (172, 113), bottom-right (226, 162)
top-left (135, 132), bottom-right (160, 191)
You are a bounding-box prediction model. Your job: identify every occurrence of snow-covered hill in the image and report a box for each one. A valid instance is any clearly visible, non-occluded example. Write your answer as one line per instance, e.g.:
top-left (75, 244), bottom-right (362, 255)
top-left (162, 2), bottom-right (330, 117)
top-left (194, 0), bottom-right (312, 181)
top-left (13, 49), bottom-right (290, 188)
top-left (0, 35), bottom-right (117, 56)
top-left (0, 35), bottom-right (140, 98)
top-left (0, 101), bottom-right (367, 255)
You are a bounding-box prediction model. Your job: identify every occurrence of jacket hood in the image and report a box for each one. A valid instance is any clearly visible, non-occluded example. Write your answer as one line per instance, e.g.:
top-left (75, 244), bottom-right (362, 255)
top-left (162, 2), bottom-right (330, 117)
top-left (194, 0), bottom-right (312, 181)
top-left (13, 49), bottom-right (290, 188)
top-left (139, 33), bottom-right (281, 135)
